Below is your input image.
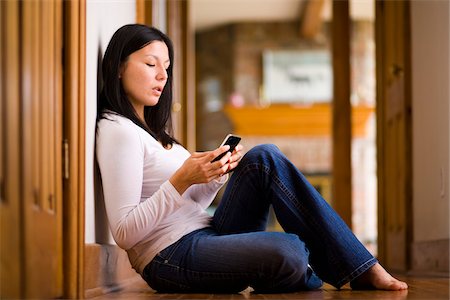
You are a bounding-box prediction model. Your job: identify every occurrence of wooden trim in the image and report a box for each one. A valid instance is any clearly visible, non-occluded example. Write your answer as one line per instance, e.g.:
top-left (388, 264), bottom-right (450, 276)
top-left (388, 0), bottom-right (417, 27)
top-left (54, 0), bottom-right (65, 292)
top-left (63, 0), bottom-right (86, 298)
top-left (185, 0), bottom-right (196, 151)
top-left (375, 0), bottom-right (387, 264)
top-left (78, 0), bottom-right (87, 295)
top-left (402, 0), bottom-right (413, 273)
top-left (331, 0), bottom-right (352, 228)
top-left (0, 1), bottom-right (23, 297)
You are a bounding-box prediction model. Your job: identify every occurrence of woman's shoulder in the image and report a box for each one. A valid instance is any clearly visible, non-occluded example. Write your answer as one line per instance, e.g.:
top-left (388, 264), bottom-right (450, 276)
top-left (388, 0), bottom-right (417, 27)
top-left (98, 111), bottom-right (133, 128)
top-left (97, 112), bottom-right (144, 145)
top-left (98, 112), bottom-right (144, 136)
top-left (97, 112), bottom-right (167, 154)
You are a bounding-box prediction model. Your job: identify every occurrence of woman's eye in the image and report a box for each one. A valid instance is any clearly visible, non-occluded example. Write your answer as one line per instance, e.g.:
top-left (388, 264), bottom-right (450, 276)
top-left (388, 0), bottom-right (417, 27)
top-left (146, 63), bottom-right (155, 67)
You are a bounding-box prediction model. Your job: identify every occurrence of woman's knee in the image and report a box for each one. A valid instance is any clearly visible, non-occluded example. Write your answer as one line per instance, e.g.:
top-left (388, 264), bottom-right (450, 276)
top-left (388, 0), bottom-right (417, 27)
top-left (280, 236), bottom-right (308, 263)
top-left (263, 234), bottom-right (309, 276)
top-left (243, 144), bottom-right (283, 164)
top-left (253, 234), bottom-right (315, 292)
top-left (249, 144), bottom-right (280, 155)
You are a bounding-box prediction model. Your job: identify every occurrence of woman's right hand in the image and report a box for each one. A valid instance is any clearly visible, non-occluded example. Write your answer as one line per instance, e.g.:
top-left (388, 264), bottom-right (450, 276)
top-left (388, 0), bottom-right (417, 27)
top-left (169, 145), bottom-right (232, 195)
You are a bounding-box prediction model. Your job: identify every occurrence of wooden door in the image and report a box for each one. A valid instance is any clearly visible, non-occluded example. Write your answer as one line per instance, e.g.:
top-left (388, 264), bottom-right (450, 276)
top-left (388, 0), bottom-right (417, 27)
top-left (1, 0), bottom-right (64, 298)
top-left (375, 0), bottom-right (412, 272)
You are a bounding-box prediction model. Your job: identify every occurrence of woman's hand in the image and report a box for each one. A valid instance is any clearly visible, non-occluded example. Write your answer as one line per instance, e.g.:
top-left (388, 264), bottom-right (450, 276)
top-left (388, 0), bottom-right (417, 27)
top-left (225, 144), bottom-right (243, 173)
top-left (170, 145), bottom-right (232, 195)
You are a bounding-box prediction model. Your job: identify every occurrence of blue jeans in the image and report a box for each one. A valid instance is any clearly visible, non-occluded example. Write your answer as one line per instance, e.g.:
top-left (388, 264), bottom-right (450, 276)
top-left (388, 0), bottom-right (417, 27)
top-left (142, 144), bottom-right (377, 293)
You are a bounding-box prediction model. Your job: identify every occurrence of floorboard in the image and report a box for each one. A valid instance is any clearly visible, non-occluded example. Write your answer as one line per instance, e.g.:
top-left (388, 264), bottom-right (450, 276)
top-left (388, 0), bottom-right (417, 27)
top-left (90, 275), bottom-right (449, 299)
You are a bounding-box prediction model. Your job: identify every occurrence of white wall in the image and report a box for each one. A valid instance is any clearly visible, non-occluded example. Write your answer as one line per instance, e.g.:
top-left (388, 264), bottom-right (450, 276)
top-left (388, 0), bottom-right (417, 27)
top-left (411, 0), bottom-right (450, 242)
top-left (85, 0), bottom-right (136, 243)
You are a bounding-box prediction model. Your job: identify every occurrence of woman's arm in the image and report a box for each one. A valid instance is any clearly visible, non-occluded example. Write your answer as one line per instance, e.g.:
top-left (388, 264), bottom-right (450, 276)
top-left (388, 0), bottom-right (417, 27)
top-left (96, 120), bottom-right (189, 249)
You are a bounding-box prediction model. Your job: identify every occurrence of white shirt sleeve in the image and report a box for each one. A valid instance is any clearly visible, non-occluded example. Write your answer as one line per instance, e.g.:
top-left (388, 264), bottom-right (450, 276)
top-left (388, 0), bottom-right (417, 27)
top-left (184, 174), bottom-right (229, 209)
top-left (96, 119), bottom-right (189, 250)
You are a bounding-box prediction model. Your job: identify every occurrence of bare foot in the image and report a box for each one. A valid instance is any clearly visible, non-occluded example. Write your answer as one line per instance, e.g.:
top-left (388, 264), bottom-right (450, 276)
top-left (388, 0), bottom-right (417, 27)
top-left (350, 263), bottom-right (408, 291)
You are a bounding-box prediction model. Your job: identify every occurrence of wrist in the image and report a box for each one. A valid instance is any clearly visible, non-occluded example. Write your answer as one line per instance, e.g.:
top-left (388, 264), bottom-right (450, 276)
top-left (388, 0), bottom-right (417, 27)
top-left (169, 170), bottom-right (190, 195)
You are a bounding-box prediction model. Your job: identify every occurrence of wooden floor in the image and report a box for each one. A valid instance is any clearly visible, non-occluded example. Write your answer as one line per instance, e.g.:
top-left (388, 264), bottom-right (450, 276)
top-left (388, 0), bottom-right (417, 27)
top-left (91, 275), bottom-right (449, 299)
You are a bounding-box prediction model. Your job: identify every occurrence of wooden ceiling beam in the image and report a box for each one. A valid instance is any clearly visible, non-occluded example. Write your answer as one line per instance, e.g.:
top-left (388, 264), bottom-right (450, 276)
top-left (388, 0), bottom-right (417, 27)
top-left (300, 0), bottom-right (325, 38)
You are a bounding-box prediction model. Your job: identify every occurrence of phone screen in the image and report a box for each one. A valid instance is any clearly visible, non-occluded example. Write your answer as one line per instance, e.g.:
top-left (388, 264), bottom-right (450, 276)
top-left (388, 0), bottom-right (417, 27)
top-left (212, 134), bottom-right (241, 162)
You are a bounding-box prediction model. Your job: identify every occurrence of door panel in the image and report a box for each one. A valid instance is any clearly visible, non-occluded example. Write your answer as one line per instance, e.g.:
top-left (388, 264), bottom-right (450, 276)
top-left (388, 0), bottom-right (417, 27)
top-left (21, 0), bottom-right (63, 297)
top-left (1, 0), bottom-right (63, 298)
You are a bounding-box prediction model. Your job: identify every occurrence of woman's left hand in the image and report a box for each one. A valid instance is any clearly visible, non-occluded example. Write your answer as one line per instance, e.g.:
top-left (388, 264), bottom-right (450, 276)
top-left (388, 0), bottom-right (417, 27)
top-left (226, 144), bottom-right (243, 173)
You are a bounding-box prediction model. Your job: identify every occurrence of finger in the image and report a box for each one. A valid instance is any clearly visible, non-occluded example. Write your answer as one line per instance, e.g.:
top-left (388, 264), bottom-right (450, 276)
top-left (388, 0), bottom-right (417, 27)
top-left (191, 150), bottom-right (218, 164)
top-left (202, 151), bottom-right (230, 176)
top-left (219, 162), bottom-right (230, 175)
top-left (229, 151), bottom-right (242, 164)
top-left (227, 161), bottom-right (239, 172)
top-left (230, 145), bottom-right (243, 161)
top-left (209, 154), bottom-right (230, 173)
top-left (215, 153), bottom-right (231, 170)
top-left (220, 151), bottom-right (232, 164)
top-left (209, 145), bottom-right (231, 162)
top-left (206, 163), bottom-right (228, 181)
top-left (232, 144), bottom-right (244, 154)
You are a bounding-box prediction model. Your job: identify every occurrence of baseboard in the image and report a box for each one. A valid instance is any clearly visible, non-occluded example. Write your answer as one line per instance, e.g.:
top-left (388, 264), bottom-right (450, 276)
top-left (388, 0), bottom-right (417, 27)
top-left (411, 238), bottom-right (449, 276)
top-left (84, 243), bottom-right (148, 298)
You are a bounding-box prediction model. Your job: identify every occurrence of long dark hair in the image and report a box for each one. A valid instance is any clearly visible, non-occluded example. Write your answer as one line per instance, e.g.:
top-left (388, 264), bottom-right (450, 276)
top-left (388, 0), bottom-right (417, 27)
top-left (98, 24), bottom-right (176, 147)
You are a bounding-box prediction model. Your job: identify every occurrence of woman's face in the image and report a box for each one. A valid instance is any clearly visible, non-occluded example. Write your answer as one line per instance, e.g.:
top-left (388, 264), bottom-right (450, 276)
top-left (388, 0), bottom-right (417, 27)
top-left (120, 41), bottom-right (170, 118)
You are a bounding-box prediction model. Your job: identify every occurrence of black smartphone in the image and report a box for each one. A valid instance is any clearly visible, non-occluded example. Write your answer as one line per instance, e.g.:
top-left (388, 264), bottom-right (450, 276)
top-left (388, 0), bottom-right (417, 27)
top-left (211, 134), bottom-right (241, 162)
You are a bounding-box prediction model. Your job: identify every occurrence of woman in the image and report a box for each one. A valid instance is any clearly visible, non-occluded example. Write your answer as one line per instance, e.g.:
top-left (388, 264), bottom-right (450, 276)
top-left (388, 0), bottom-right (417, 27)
top-left (96, 24), bottom-right (407, 293)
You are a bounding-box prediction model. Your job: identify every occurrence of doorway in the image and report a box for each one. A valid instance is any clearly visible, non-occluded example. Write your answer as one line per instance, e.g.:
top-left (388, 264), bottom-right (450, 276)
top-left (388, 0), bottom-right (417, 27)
top-left (191, 0), bottom-right (379, 253)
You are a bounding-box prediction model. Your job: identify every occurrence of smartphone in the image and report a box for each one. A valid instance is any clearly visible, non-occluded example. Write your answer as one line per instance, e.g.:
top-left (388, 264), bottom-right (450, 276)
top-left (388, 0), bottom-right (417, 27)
top-left (211, 134), bottom-right (241, 162)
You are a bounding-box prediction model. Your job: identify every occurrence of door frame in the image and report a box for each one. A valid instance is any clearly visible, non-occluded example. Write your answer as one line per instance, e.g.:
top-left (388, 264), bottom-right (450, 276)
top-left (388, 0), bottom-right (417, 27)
top-left (375, 0), bottom-right (413, 272)
top-left (0, 1), bottom-right (22, 296)
top-left (63, 1), bottom-right (86, 298)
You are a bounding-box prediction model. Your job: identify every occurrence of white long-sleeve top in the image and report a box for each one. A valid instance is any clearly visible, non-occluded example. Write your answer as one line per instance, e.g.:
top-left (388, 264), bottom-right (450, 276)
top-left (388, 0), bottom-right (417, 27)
top-left (96, 113), bottom-right (227, 274)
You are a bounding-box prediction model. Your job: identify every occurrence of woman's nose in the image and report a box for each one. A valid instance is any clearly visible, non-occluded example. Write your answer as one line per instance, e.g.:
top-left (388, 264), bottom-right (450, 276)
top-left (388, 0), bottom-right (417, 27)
top-left (156, 66), bottom-right (168, 81)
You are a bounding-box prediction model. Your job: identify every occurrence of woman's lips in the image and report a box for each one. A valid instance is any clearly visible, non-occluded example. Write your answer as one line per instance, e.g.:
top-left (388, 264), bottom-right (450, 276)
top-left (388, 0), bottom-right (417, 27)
top-left (152, 86), bottom-right (162, 96)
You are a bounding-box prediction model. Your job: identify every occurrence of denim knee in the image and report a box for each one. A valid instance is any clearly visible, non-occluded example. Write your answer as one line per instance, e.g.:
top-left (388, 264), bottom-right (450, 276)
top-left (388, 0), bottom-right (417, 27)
top-left (247, 144), bottom-right (280, 157)
top-left (253, 233), bottom-right (314, 292)
top-left (243, 144), bottom-right (283, 165)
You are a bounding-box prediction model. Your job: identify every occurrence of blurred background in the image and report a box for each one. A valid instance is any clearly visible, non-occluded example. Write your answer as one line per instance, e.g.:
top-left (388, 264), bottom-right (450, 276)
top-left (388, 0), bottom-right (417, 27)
top-left (193, 0), bottom-right (377, 254)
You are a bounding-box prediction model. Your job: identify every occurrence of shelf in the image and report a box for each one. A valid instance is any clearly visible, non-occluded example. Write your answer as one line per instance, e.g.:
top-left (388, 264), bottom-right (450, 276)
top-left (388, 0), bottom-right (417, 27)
top-left (223, 103), bottom-right (374, 137)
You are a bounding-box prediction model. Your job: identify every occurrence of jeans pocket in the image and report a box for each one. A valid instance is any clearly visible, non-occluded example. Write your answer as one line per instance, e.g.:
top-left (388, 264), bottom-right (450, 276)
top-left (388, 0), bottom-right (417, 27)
top-left (146, 260), bottom-right (192, 293)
